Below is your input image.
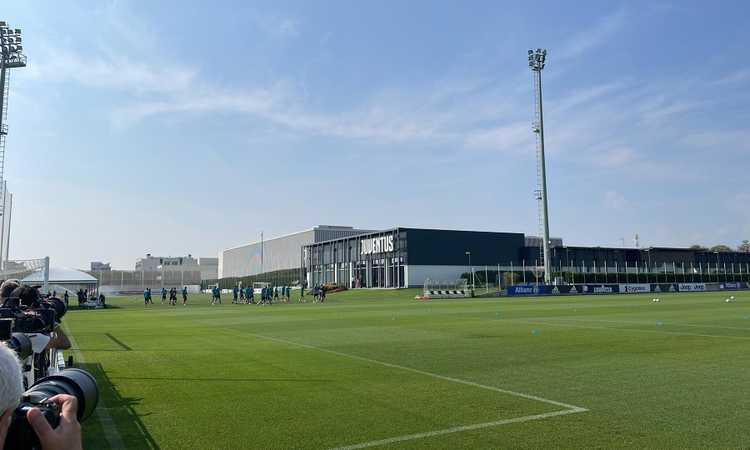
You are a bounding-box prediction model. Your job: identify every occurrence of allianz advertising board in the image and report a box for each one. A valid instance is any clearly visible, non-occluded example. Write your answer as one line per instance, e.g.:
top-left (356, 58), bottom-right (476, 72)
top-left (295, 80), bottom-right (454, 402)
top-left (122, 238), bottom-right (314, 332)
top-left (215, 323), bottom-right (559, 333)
top-left (619, 283), bottom-right (651, 293)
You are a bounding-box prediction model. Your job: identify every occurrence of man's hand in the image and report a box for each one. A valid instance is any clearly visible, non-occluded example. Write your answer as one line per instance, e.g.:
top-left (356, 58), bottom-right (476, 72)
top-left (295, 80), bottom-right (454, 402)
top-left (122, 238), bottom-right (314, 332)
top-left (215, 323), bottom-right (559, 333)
top-left (27, 394), bottom-right (83, 450)
top-left (0, 409), bottom-right (12, 448)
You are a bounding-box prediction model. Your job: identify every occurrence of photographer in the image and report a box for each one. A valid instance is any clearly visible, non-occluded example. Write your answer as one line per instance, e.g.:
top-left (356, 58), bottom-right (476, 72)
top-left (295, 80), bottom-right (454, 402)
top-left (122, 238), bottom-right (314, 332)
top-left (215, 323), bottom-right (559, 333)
top-left (0, 343), bottom-right (83, 450)
top-left (0, 279), bottom-right (20, 303)
top-left (7, 286), bottom-right (71, 351)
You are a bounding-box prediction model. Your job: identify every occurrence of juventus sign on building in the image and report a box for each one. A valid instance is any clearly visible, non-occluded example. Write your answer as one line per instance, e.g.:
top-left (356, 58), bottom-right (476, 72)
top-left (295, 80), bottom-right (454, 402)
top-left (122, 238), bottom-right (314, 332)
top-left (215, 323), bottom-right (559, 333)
top-left (360, 235), bottom-right (394, 255)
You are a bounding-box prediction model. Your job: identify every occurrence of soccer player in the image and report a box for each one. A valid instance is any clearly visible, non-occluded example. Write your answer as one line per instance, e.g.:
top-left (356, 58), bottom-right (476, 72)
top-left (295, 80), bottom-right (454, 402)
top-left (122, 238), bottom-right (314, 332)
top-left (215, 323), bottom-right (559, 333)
top-left (273, 286), bottom-right (279, 302)
top-left (182, 286), bottom-right (188, 305)
top-left (239, 287), bottom-right (245, 302)
top-left (299, 284), bottom-right (305, 303)
top-left (232, 286), bottom-right (239, 304)
top-left (245, 286), bottom-right (253, 304)
top-left (161, 287), bottom-right (167, 304)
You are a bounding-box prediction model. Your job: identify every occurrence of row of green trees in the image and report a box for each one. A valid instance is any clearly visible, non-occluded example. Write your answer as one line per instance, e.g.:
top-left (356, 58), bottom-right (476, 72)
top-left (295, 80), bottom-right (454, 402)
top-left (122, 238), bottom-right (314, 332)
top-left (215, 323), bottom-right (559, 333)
top-left (691, 240), bottom-right (750, 253)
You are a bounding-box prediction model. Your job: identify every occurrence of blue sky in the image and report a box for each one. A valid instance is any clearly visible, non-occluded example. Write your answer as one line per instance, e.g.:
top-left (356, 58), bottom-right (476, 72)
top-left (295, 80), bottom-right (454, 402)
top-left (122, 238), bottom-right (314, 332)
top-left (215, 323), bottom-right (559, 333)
top-left (3, 1), bottom-right (750, 269)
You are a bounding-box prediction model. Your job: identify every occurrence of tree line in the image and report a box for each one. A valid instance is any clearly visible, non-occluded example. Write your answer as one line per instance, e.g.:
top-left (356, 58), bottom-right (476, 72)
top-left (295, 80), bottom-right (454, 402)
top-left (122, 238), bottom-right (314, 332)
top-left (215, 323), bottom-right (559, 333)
top-left (690, 240), bottom-right (750, 253)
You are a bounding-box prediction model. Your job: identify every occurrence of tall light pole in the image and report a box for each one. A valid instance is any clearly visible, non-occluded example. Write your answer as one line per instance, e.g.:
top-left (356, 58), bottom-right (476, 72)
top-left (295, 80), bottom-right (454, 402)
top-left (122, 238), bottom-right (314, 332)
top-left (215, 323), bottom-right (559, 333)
top-left (528, 48), bottom-right (552, 285)
top-left (465, 251), bottom-right (474, 288)
top-left (0, 22), bottom-right (26, 270)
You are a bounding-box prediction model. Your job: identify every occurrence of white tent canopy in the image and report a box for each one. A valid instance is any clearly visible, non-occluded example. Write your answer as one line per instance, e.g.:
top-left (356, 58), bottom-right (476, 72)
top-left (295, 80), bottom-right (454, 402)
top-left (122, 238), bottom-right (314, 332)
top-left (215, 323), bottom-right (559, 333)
top-left (22, 267), bottom-right (98, 293)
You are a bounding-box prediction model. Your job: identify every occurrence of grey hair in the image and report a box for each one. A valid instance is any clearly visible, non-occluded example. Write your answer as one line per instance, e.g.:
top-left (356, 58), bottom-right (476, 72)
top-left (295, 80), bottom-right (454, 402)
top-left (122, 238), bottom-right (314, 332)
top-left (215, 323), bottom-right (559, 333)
top-left (0, 343), bottom-right (23, 413)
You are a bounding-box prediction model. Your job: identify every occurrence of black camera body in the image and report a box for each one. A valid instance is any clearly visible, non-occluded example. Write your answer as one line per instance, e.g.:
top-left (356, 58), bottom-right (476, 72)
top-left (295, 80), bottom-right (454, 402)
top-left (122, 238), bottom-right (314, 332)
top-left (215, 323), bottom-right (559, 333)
top-left (3, 368), bottom-right (99, 450)
top-left (5, 400), bottom-right (60, 450)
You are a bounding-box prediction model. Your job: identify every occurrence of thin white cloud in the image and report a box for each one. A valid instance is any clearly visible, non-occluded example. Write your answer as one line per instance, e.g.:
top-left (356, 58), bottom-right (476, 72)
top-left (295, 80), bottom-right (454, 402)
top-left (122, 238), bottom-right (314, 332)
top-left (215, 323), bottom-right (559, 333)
top-left (28, 46), bottom-right (196, 95)
top-left (556, 9), bottom-right (628, 62)
top-left (713, 68), bottom-right (750, 85)
top-left (593, 147), bottom-right (637, 168)
top-left (604, 190), bottom-right (627, 209)
top-left (463, 122), bottom-right (531, 153)
top-left (681, 130), bottom-right (750, 150)
top-left (249, 12), bottom-right (301, 38)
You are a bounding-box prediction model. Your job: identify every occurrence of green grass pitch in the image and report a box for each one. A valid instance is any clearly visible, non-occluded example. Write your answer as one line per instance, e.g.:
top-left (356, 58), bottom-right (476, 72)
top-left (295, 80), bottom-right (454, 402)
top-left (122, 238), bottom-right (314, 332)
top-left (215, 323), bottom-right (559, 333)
top-left (62, 289), bottom-right (750, 449)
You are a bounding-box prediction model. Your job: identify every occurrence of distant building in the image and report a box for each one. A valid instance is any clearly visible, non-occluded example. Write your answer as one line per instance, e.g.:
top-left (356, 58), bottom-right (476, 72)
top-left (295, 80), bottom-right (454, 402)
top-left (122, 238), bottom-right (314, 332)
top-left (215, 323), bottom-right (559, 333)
top-left (198, 257), bottom-right (218, 281)
top-left (135, 254), bottom-right (199, 272)
top-left (525, 236), bottom-right (563, 248)
top-left (90, 261), bottom-right (111, 271)
top-left (219, 225), bottom-right (376, 279)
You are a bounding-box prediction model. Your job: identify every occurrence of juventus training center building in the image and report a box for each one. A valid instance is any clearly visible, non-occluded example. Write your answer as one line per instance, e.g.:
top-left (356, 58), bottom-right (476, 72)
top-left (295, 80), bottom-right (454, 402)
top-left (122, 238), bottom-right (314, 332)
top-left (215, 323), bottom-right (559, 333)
top-left (303, 228), bottom-right (525, 288)
top-left (217, 225), bottom-right (750, 289)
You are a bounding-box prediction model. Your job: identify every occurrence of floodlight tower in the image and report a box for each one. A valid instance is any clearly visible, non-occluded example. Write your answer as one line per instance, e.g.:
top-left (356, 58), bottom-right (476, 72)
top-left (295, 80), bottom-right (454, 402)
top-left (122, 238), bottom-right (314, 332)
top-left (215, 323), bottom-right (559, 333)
top-left (0, 22), bottom-right (25, 270)
top-left (528, 48), bottom-right (552, 285)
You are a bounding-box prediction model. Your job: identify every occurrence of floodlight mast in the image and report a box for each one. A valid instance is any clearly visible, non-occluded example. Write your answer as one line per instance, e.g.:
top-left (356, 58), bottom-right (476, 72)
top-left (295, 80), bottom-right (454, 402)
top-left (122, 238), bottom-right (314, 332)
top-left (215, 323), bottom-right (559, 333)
top-left (0, 21), bottom-right (26, 270)
top-left (528, 48), bottom-right (553, 285)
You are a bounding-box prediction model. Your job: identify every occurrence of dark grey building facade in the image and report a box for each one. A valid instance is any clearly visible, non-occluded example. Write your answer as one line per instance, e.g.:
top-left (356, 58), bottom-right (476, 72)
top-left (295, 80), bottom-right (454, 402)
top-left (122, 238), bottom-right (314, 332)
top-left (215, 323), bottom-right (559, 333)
top-left (303, 228), bottom-right (525, 288)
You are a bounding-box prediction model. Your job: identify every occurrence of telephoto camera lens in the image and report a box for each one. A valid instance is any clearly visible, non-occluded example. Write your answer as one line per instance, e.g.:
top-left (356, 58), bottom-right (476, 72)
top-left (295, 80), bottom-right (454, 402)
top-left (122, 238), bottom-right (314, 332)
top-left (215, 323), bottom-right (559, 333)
top-left (42, 297), bottom-right (67, 322)
top-left (24, 368), bottom-right (99, 421)
top-left (4, 368), bottom-right (100, 450)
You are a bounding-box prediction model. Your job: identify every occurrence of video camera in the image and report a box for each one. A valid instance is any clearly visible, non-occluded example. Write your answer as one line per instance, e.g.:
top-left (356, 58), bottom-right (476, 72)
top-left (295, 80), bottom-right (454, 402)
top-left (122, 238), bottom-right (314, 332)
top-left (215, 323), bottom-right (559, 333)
top-left (3, 368), bottom-right (99, 450)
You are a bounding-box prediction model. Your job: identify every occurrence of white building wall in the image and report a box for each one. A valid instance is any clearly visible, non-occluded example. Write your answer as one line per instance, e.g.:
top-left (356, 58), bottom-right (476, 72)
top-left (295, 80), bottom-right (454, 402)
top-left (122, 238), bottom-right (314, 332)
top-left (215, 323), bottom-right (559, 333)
top-left (404, 265), bottom-right (469, 287)
top-left (220, 226), bottom-right (374, 279)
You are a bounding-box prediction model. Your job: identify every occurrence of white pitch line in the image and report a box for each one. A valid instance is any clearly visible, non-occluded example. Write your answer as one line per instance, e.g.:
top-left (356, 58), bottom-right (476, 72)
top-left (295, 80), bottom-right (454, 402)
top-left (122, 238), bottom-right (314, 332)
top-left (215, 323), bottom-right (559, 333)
top-left (241, 331), bottom-right (588, 412)
top-left (327, 409), bottom-right (583, 450)
top-left (62, 324), bottom-right (126, 450)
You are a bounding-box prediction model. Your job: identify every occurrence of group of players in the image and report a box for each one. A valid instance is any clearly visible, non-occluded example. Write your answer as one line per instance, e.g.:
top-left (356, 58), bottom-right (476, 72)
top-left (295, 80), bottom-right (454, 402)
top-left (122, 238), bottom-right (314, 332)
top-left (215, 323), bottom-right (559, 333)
top-left (143, 284), bottom-right (329, 307)
top-left (143, 286), bottom-right (189, 306)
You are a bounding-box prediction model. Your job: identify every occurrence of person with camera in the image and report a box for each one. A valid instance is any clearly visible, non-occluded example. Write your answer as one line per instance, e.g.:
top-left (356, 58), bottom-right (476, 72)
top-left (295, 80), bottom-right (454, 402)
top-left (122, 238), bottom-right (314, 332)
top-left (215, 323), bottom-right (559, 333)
top-left (0, 343), bottom-right (84, 450)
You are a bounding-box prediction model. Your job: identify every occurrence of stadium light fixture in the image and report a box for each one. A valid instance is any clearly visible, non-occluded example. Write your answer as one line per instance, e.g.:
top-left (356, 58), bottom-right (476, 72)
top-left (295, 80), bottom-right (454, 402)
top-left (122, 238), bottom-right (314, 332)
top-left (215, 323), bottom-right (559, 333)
top-left (0, 21), bottom-right (26, 271)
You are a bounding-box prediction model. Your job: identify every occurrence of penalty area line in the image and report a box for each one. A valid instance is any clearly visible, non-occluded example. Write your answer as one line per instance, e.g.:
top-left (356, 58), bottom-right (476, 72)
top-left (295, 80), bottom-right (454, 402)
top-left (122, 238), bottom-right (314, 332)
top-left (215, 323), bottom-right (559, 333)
top-left (327, 408), bottom-right (585, 450)
top-left (237, 330), bottom-right (587, 412)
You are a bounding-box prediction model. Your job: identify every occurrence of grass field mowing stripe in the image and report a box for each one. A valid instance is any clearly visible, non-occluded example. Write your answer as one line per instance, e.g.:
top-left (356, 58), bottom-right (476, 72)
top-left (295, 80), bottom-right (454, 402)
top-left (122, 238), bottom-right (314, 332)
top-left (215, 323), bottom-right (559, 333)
top-left (234, 330), bottom-right (588, 412)
top-left (327, 409), bottom-right (584, 450)
top-left (509, 319), bottom-right (750, 340)
top-left (63, 324), bottom-right (127, 450)
top-left (546, 317), bottom-right (750, 332)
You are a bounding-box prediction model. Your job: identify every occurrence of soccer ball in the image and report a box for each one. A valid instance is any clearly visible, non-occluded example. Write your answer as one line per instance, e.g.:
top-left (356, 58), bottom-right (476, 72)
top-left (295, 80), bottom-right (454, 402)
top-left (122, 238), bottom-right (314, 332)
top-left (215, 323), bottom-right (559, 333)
top-left (730, 295), bottom-right (735, 300)
top-left (725, 299), bottom-right (731, 303)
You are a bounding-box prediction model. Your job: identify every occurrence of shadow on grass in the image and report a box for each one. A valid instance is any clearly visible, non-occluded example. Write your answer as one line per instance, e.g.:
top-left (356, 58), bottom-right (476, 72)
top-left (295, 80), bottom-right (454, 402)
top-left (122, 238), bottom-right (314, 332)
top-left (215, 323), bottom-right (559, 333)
top-left (78, 362), bottom-right (161, 450)
top-left (69, 305), bottom-right (123, 310)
